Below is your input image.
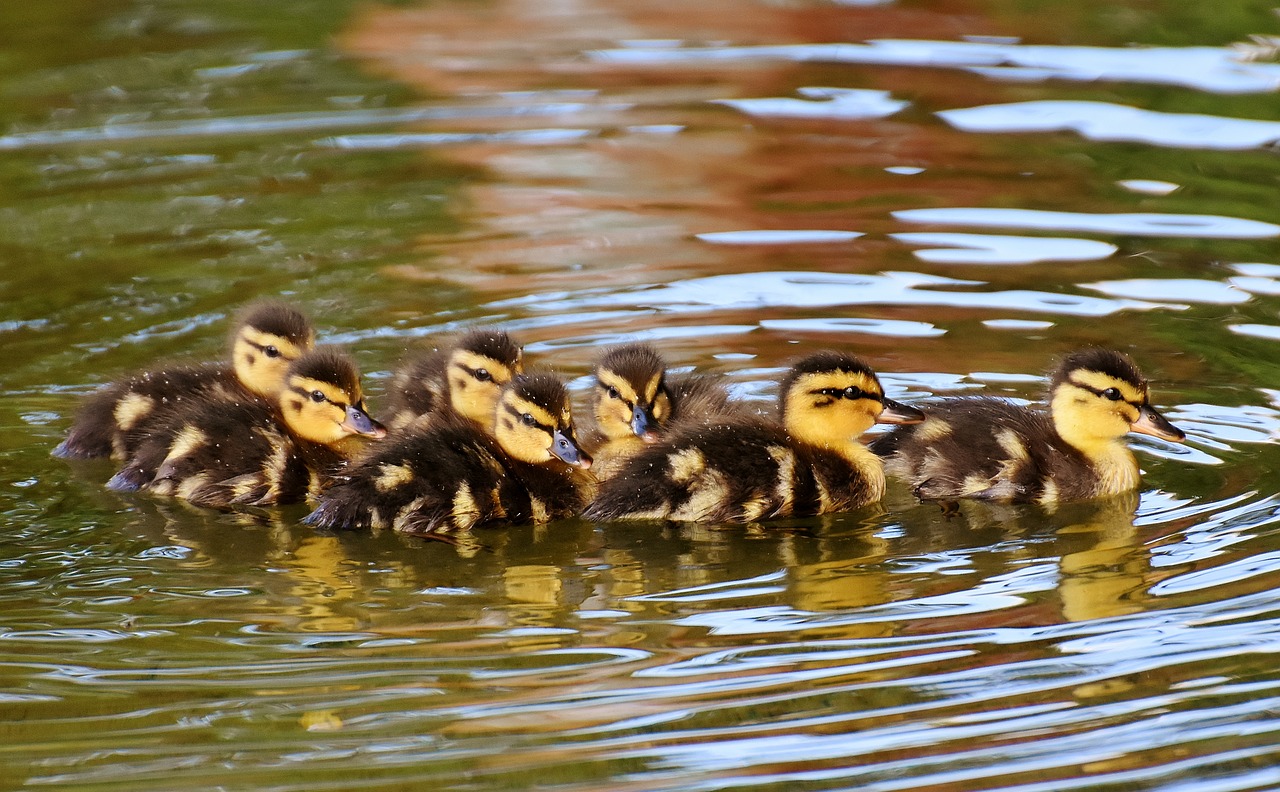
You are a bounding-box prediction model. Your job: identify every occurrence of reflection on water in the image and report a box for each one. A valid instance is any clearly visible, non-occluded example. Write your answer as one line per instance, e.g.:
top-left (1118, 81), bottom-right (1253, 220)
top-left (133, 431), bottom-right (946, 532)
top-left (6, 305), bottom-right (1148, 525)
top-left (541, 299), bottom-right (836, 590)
top-left (5, 0), bottom-right (1280, 789)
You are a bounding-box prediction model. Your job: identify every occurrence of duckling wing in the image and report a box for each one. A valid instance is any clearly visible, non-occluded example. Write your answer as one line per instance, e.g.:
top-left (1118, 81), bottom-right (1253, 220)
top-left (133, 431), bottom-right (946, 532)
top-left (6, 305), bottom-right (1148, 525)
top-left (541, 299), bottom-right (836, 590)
top-left (585, 419), bottom-right (820, 524)
top-left (872, 398), bottom-right (1075, 503)
top-left (109, 396), bottom-right (309, 508)
top-left (56, 364), bottom-right (232, 460)
top-left (380, 349), bottom-right (448, 430)
top-left (305, 419), bottom-right (511, 534)
top-left (667, 373), bottom-right (744, 427)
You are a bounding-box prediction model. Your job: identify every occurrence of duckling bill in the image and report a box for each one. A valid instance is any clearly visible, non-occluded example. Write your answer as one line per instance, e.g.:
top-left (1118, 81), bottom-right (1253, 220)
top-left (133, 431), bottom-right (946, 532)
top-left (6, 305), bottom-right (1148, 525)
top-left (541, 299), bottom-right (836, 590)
top-left (871, 348), bottom-right (1184, 503)
top-left (585, 351), bottom-right (923, 523)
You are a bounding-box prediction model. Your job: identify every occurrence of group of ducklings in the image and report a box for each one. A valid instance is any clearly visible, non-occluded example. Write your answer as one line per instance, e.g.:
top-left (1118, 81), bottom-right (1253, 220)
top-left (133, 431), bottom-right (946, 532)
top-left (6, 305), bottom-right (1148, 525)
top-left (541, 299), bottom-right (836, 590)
top-left (55, 301), bottom-right (1187, 536)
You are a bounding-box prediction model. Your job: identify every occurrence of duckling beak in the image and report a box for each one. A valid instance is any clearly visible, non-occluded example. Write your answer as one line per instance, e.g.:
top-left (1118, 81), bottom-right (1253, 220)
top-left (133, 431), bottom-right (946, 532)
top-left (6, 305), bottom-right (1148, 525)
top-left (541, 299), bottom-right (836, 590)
top-left (342, 404), bottom-right (387, 439)
top-left (1131, 404), bottom-right (1185, 442)
top-left (551, 428), bottom-right (593, 469)
top-left (631, 403), bottom-right (661, 443)
top-left (877, 397), bottom-right (926, 426)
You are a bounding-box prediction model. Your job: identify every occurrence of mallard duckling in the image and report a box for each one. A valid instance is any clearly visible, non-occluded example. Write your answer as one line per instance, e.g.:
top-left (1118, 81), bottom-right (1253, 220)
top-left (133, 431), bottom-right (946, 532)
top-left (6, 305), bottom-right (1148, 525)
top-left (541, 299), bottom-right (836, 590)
top-left (107, 346), bottom-right (385, 509)
top-left (586, 342), bottom-right (741, 478)
top-left (380, 328), bottom-right (524, 431)
top-left (306, 372), bottom-right (592, 535)
top-left (584, 351), bottom-right (924, 523)
top-left (54, 301), bottom-right (315, 460)
top-left (870, 348), bottom-right (1185, 503)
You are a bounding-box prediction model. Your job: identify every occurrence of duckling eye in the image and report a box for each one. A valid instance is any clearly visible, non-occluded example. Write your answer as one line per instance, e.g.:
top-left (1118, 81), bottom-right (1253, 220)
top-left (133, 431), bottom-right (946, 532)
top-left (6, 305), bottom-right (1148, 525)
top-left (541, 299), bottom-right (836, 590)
top-left (521, 413), bottom-right (537, 426)
top-left (606, 386), bottom-right (621, 400)
top-left (263, 345), bottom-right (281, 359)
top-left (843, 386), bottom-right (864, 400)
top-left (474, 368), bottom-right (492, 383)
top-left (1102, 387), bottom-right (1123, 401)
top-left (310, 390), bottom-right (326, 403)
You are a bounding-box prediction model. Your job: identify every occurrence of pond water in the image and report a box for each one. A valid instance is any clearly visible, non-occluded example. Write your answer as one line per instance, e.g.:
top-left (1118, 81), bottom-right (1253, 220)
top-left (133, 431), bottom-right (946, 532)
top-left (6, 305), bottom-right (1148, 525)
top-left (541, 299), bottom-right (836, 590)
top-left (5, 0), bottom-right (1280, 788)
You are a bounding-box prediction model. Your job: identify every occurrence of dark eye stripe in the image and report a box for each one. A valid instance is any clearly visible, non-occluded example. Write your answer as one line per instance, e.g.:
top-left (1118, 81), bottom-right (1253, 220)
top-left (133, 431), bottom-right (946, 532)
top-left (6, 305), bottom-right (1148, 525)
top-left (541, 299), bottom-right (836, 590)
top-left (503, 403), bottom-right (552, 434)
top-left (245, 338), bottom-right (292, 358)
top-left (290, 385), bottom-right (343, 408)
top-left (1067, 377), bottom-right (1143, 407)
top-left (810, 387), bottom-right (883, 402)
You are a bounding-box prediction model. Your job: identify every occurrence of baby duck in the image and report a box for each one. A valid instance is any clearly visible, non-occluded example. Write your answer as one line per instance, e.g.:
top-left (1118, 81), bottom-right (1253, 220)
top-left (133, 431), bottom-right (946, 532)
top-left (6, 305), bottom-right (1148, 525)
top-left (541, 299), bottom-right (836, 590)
top-left (306, 372), bottom-right (592, 536)
top-left (380, 328), bottom-right (524, 431)
top-left (870, 348), bottom-right (1185, 503)
top-left (584, 351), bottom-right (924, 523)
top-left (587, 342), bottom-right (740, 478)
top-left (107, 346), bottom-right (385, 509)
top-left (54, 301), bottom-right (315, 460)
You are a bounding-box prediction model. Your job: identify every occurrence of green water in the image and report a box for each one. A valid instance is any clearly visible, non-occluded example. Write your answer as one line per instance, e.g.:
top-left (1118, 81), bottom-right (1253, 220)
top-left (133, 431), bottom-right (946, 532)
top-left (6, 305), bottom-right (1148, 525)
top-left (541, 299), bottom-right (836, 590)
top-left (5, 0), bottom-right (1280, 789)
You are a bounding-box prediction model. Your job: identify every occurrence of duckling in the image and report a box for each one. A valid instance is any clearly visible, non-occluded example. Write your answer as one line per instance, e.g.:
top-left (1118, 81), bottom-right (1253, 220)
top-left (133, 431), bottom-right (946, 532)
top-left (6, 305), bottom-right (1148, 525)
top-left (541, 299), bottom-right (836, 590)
top-left (380, 328), bottom-right (524, 431)
top-left (107, 346), bottom-right (385, 509)
top-left (870, 348), bottom-right (1185, 503)
top-left (306, 371), bottom-right (592, 535)
top-left (586, 342), bottom-right (741, 478)
top-left (54, 301), bottom-right (315, 460)
top-left (584, 351), bottom-right (924, 523)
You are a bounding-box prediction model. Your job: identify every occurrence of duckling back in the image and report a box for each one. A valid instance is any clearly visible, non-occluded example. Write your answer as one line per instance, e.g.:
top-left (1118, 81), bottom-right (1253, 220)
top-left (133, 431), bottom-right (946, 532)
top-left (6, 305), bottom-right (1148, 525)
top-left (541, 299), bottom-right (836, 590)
top-left (309, 371), bottom-right (590, 535)
top-left (584, 417), bottom-right (876, 523)
top-left (871, 348), bottom-right (1184, 503)
top-left (306, 416), bottom-right (586, 535)
top-left (108, 346), bottom-right (383, 509)
top-left (586, 351), bottom-right (922, 524)
top-left (54, 364), bottom-right (233, 460)
top-left (54, 301), bottom-right (314, 461)
top-left (107, 394), bottom-right (315, 508)
top-left (871, 397), bottom-right (1094, 502)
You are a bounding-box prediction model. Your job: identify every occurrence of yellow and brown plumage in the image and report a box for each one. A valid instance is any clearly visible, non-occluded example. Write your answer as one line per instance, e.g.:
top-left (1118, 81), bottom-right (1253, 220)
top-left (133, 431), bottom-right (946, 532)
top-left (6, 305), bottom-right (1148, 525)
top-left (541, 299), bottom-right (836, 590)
top-left (870, 348), bottom-right (1185, 503)
top-left (584, 351), bottom-right (924, 523)
top-left (106, 346), bottom-right (385, 509)
top-left (306, 371), bottom-right (592, 535)
top-left (53, 301), bottom-right (315, 460)
top-left (380, 328), bottom-right (524, 432)
top-left (586, 342), bottom-right (741, 479)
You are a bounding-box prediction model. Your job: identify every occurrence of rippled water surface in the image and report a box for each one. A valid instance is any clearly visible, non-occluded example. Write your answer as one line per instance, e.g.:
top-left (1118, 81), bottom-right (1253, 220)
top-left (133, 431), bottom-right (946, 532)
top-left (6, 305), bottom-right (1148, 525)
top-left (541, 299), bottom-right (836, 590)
top-left (5, 0), bottom-right (1280, 789)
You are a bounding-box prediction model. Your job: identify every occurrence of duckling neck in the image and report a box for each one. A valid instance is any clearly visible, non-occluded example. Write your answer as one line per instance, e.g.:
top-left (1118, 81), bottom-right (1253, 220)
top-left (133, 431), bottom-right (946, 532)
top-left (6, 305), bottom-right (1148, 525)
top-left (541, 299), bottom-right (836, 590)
top-left (1051, 408), bottom-right (1140, 497)
top-left (792, 431), bottom-right (886, 501)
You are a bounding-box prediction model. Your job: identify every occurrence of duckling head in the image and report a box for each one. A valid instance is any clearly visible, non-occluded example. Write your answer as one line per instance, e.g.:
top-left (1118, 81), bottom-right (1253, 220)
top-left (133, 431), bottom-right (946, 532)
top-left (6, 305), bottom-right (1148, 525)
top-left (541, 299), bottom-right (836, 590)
top-left (446, 328), bottom-right (524, 425)
top-left (592, 343), bottom-right (672, 442)
top-left (780, 351), bottom-right (924, 453)
top-left (1049, 348), bottom-right (1184, 454)
top-left (493, 372), bottom-right (592, 469)
top-left (279, 346), bottom-right (386, 446)
top-left (230, 301), bottom-right (316, 397)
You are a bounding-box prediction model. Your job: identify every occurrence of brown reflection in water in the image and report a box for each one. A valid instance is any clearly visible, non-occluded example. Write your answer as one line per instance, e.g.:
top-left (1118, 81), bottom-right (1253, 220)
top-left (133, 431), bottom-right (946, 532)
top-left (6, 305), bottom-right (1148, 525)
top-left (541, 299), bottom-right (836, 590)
top-left (336, 0), bottom-right (1065, 331)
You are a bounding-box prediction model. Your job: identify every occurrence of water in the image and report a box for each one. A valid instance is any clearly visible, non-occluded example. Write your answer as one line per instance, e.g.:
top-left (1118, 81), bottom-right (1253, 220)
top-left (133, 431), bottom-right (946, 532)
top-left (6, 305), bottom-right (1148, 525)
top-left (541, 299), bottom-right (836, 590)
top-left (4, 0), bottom-right (1280, 788)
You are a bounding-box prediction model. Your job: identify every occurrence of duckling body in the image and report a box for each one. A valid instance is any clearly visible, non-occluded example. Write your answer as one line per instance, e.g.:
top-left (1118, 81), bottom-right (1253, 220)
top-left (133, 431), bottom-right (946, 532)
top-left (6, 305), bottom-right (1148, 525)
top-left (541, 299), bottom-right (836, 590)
top-left (54, 302), bottom-right (315, 460)
top-left (307, 372), bottom-right (591, 535)
top-left (585, 351), bottom-right (923, 523)
top-left (585, 343), bottom-right (741, 479)
top-left (108, 347), bottom-right (384, 509)
top-left (381, 328), bottom-right (523, 431)
top-left (871, 348), bottom-right (1184, 503)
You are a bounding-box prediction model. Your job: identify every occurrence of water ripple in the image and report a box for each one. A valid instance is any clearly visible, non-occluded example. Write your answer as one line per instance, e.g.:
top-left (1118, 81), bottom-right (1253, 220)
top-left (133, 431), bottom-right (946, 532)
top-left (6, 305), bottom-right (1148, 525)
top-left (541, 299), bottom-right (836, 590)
top-left (592, 39), bottom-right (1280, 93)
top-left (894, 207), bottom-right (1280, 239)
top-left (493, 271), bottom-right (1179, 317)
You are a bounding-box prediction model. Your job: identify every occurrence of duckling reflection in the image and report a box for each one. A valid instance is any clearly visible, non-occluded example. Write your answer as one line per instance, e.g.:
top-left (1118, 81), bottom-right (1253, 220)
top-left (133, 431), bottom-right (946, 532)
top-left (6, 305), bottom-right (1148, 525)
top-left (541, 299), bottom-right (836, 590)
top-left (1053, 491), bottom-right (1151, 622)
